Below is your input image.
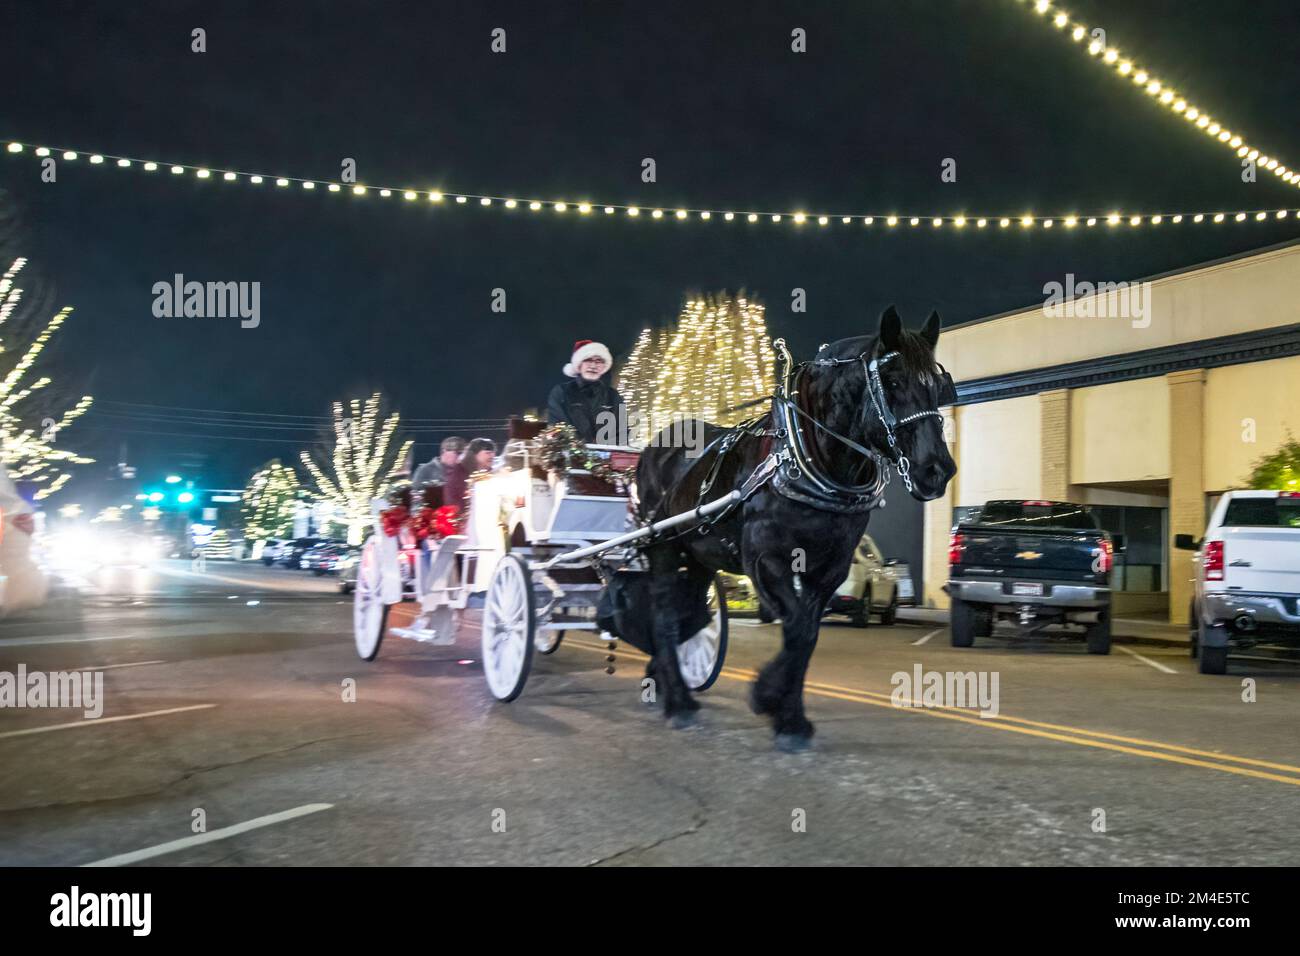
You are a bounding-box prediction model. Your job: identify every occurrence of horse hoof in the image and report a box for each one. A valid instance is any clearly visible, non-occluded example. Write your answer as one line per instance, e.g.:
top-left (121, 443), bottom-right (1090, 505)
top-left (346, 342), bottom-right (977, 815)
top-left (668, 710), bottom-right (699, 730)
top-left (773, 732), bottom-right (813, 753)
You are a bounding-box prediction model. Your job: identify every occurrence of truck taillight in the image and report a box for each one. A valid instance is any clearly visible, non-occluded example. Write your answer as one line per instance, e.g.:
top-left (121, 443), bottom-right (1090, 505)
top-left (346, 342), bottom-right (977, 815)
top-left (1204, 540), bottom-right (1225, 581)
top-left (948, 531), bottom-right (964, 565)
top-left (1095, 538), bottom-right (1113, 575)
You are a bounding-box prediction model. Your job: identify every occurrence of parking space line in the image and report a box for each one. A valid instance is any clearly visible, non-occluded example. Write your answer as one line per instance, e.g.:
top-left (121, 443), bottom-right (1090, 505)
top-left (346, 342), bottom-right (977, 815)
top-left (1116, 645), bottom-right (1178, 674)
top-left (912, 629), bottom-right (944, 646)
top-left (80, 660), bottom-right (167, 671)
top-left (565, 638), bottom-right (1300, 786)
top-left (82, 803), bottom-right (334, 867)
top-left (0, 704), bottom-right (215, 740)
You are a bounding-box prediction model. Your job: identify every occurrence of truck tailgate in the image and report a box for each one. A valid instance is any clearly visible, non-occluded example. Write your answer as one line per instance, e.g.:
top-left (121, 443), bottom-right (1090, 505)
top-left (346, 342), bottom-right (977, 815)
top-left (1219, 527), bottom-right (1300, 594)
top-left (956, 527), bottom-right (1103, 581)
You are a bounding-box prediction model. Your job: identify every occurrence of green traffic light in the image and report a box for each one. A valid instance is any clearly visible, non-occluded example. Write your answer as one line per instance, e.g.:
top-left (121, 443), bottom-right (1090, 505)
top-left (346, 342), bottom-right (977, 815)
top-left (177, 491), bottom-right (195, 504)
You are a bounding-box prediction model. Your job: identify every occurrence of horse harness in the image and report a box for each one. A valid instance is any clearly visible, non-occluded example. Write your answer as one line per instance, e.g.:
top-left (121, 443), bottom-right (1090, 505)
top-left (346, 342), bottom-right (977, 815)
top-left (645, 337), bottom-right (957, 550)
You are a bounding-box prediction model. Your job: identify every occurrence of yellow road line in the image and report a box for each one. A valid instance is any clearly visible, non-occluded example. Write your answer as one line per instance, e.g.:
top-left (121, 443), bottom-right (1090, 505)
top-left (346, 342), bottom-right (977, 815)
top-left (565, 638), bottom-right (1300, 787)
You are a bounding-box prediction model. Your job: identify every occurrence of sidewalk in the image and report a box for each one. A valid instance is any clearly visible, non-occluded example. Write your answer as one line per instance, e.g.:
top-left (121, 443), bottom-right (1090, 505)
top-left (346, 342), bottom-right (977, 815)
top-left (897, 607), bottom-right (1190, 647)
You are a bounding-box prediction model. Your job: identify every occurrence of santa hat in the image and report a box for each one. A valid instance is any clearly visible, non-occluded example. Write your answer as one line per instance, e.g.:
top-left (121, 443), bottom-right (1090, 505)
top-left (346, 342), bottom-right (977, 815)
top-left (563, 339), bottom-right (614, 377)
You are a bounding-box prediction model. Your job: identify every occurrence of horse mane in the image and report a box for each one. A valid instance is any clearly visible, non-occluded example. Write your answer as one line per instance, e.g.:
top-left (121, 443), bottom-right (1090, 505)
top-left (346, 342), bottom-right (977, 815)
top-left (814, 328), bottom-right (935, 375)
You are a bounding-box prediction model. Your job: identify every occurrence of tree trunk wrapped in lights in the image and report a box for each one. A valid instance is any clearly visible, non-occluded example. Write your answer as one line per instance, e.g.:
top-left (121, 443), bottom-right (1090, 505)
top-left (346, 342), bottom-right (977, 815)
top-left (299, 393), bottom-right (413, 545)
top-left (241, 459), bottom-right (304, 541)
top-left (620, 291), bottom-right (774, 443)
top-left (0, 256), bottom-right (94, 498)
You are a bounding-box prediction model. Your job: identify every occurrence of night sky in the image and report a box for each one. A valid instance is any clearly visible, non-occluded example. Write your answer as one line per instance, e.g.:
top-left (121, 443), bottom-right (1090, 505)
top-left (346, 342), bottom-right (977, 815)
top-left (2, 0), bottom-right (1299, 495)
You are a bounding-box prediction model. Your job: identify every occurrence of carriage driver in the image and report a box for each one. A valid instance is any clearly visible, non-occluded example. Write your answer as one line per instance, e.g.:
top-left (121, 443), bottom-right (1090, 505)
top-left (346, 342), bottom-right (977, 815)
top-left (546, 339), bottom-right (627, 445)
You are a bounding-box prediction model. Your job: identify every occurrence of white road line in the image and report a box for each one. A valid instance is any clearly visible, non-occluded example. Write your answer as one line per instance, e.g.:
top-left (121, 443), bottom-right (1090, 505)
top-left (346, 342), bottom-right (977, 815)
top-left (80, 660), bottom-right (167, 671)
top-left (0, 704), bottom-right (215, 740)
top-left (1116, 645), bottom-right (1178, 674)
top-left (82, 803), bottom-right (335, 867)
top-left (912, 628), bottom-right (944, 646)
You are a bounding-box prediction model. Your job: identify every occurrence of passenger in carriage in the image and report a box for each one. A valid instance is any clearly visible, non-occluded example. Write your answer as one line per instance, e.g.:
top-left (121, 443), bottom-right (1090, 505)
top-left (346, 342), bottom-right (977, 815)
top-left (444, 437), bottom-right (497, 510)
top-left (546, 339), bottom-right (627, 445)
top-left (411, 436), bottom-right (466, 491)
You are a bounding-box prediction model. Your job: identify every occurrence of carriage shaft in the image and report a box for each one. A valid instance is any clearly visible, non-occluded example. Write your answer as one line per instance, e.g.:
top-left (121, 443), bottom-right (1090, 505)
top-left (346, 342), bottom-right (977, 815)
top-left (538, 490), bottom-right (742, 569)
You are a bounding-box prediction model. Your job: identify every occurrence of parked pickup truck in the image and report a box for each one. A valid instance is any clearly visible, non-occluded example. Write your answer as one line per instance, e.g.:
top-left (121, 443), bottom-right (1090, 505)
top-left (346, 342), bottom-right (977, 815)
top-left (1177, 490), bottom-right (1300, 674)
top-left (946, 500), bottom-right (1118, 654)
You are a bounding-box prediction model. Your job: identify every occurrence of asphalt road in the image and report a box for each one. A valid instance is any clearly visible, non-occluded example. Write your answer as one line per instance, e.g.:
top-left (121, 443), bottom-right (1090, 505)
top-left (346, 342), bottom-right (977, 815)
top-left (2, 560), bottom-right (1298, 866)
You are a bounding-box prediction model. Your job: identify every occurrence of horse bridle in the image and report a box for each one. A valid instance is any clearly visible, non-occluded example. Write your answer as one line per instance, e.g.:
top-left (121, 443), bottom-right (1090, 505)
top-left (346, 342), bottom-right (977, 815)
top-left (775, 338), bottom-right (955, 497)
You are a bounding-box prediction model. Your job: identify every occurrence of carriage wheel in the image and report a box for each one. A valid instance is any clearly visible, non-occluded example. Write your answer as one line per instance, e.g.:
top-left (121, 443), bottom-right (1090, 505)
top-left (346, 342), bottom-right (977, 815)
top-left (677, 575), bottom-right (729, 692)
top-left (536, 630), bottom-right (564, 655)
top-left (353, 537), bottom-right (389, 661)
top-left (481, 553), bottom-right (536, 701)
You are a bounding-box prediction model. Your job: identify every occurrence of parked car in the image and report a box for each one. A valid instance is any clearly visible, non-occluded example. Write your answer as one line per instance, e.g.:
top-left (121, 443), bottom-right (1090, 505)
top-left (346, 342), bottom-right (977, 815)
top-left (279, 537), bottom-right (334, 568)
top-left (302, 543), bottom-right (358, 575)
top-left (946, 499), bottom-right (1119, 653)
top-left (1178, 490), bottom-right (1300, 674)
top-left (825, 533), bottom-right (904, 627)
top-left (260, 537), bottom-right (289, 566)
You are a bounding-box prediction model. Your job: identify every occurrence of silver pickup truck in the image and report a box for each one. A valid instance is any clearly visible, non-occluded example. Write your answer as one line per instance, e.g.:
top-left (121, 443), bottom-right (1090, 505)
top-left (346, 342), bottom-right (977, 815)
top-left (1177, 490), bottom-right (1300, 674)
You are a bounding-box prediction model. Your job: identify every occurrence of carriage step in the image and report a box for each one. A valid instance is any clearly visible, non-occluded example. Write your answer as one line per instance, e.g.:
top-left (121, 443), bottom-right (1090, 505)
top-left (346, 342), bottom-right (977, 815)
top-left (390, 626), bottom-right (457, 645)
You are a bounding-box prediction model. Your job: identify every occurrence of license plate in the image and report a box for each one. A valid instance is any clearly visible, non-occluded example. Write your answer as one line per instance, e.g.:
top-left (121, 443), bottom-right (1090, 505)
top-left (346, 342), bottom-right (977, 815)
top-left (897, 580), bottom-right (914, 598)
top-left (1012, 582), bottom-right (1044, 596)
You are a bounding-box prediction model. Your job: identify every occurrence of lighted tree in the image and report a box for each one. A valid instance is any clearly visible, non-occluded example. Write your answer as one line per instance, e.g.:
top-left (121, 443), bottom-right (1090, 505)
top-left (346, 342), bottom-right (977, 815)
top-left (299, 393), bottom-right (413, 544)
top-left (646, 291), bottom-right (775, 434)
top-left (0, 256), bottom-right (94, 498)
top-left (617, 325), bottom-right (670, 426)
top-left (1244, 434), bottom-right (1300, 491)
top-left (241, 459), bottom-right (303, 540)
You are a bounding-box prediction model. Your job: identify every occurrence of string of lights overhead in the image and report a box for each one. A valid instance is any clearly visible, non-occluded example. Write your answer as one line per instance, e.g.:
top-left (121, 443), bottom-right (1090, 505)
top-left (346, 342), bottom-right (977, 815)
top-left (6, 139), bottom-right (1299, 231)
top-left (1011, 0), bottom-right (1300, 192)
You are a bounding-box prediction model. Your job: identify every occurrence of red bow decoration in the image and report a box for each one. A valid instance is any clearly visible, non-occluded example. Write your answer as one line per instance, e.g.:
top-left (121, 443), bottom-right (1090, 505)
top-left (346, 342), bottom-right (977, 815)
top-left (380, 505), bottom-right (409, 537)
top-left (434, 505), bottom-right (461, 538)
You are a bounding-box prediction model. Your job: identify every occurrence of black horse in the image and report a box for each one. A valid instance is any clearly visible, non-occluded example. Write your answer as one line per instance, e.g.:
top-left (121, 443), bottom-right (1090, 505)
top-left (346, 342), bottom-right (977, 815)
top-left (636, 306), bottom-right (957, 750)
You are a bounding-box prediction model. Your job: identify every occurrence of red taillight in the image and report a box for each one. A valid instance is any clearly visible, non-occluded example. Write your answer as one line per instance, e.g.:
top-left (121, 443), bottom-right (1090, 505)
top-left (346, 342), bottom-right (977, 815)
top-left (1204, 540), bottom-right (1225, 581)
top-left (948, 531), bottom-right (965, 565)
top-left (1094, 537), bottom-right (1114, 575)
top-left (1280, 492), bottom-right (1300, 499)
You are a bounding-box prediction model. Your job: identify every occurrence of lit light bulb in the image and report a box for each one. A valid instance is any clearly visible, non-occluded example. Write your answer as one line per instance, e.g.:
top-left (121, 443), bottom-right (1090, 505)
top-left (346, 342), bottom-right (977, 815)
top-left (303, 181), bottom-right (315, 189)
top-left (249, 175), bottom-right (262, 183)
top-left (999, 217), bottom-right (1011, 228)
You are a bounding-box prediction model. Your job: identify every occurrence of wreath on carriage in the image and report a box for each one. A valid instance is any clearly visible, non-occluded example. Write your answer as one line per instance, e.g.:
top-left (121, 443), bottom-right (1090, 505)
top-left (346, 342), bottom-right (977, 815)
top-left (536, 423), bottom-right (638, 489)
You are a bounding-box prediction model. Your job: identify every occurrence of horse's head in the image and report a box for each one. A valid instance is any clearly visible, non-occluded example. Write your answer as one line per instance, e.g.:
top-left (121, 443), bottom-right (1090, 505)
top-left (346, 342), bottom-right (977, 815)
top-left (863, 306), bottom-right (957, 501)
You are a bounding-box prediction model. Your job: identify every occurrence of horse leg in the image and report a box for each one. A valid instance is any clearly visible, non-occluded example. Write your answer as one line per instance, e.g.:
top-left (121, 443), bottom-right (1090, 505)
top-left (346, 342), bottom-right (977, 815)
top-left (750, 559), bottom-right (828, 749)
top-left (645, 544), bottom-right (699, 726)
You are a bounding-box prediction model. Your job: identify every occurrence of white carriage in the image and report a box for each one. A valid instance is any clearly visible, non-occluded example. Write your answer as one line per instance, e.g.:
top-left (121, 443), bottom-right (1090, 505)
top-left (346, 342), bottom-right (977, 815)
top-left (352, 420), bottom-right (733, 702)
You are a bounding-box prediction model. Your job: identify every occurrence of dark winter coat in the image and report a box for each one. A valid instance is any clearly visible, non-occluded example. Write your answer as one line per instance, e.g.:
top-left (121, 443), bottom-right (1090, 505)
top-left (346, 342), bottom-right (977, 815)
top-left (546, 376), bottom-right (626, 444)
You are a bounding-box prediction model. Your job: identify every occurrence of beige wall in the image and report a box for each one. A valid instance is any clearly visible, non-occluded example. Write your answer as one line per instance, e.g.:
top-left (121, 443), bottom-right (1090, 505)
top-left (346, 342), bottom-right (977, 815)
top-left (937, 241), bottom-right (1300, 382)
top-left (1069, 378), bottom-right (1170, 485)
top-left (1203, 355), bottom-right (1300, 492)
top-left (953, 396), bottom-right (1041, 506)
